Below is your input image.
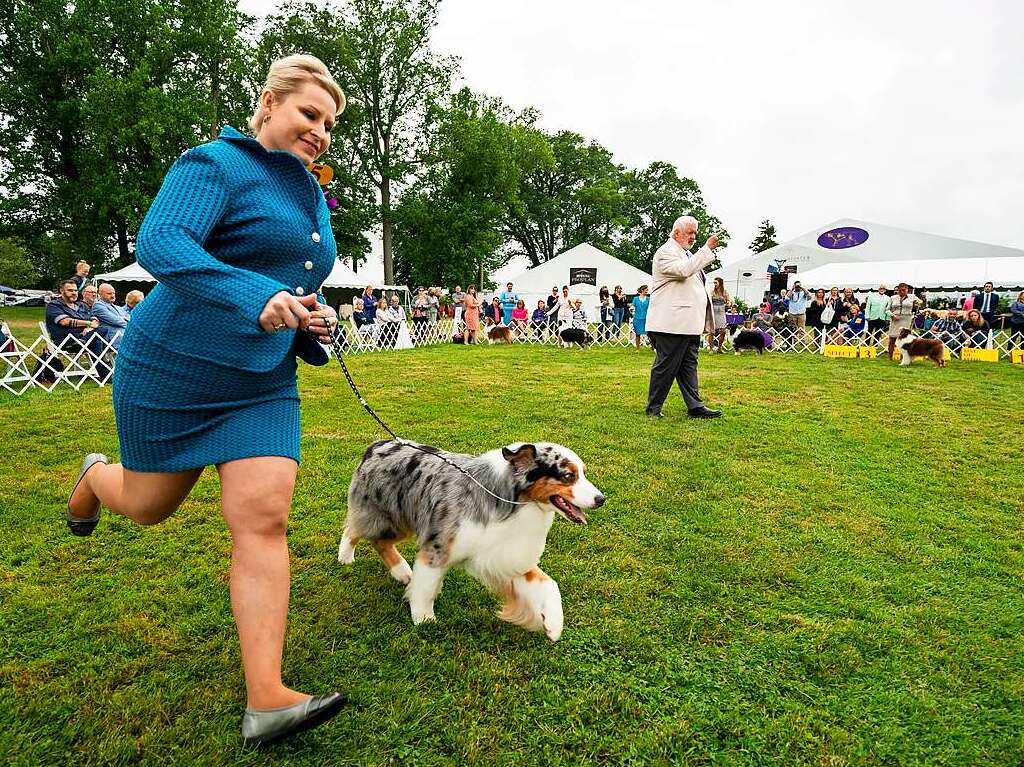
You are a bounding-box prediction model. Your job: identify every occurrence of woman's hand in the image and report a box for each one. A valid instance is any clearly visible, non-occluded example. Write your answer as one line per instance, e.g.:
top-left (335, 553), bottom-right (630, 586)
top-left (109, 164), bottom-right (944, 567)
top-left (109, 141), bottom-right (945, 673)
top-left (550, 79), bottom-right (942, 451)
top-left (259, 291), bottom-right (317, 334)
top-left (305, 302), bottom-right (338, 342)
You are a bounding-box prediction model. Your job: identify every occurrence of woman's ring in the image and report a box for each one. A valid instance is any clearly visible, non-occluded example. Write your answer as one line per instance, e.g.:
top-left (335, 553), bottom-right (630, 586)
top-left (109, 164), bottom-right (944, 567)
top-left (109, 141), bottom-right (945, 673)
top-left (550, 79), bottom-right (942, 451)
top-left (273, 323), bottom-right (286, 331)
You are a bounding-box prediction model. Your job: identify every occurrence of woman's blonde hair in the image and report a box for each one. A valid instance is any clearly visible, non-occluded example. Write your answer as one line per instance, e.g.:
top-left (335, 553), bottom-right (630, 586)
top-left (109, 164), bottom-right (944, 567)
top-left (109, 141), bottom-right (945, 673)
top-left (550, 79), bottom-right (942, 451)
top-left (250, 54), bottom-right (346, 134)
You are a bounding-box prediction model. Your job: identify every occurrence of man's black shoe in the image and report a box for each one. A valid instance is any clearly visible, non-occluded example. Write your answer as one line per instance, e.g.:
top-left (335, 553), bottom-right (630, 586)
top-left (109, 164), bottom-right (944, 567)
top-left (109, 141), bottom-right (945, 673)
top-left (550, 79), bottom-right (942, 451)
top-left (688, 406), bottom-right (721, 419)
top-left (644, 410), bottom-right (664, 418)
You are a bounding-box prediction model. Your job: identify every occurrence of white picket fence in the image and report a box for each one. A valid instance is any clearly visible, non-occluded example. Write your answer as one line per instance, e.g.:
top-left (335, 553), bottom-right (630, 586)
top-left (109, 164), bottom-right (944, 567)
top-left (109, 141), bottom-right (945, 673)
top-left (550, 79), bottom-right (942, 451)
top-left (3, 318), bottom-right (1022, 395)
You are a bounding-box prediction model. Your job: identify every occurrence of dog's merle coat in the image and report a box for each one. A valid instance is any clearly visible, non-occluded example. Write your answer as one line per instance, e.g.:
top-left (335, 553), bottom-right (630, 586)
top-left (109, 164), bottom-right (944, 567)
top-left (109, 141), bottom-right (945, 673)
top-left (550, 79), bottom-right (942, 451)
top-left (339, 440), bottom-right (603, 639)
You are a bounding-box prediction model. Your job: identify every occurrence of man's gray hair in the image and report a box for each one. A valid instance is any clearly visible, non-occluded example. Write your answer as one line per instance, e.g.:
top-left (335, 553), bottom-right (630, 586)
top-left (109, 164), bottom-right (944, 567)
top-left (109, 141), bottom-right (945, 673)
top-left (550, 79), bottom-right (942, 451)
top-left (671, 215), bottom-right (699, 235)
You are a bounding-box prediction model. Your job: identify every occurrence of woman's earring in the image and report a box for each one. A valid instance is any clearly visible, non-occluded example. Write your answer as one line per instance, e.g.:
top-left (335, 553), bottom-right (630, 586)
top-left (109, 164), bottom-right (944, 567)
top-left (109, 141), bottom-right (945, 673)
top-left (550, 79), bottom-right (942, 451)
top-left (263, 113), bottom-right (272, 125)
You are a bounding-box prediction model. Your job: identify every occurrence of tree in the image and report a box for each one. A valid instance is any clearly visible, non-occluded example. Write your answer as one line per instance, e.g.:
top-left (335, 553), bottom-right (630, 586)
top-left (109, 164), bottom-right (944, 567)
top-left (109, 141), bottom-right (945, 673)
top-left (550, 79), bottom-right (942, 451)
top-left (393, 89), bottom-right (543, 287)
top-left (0, 238), bottom-right (37, 287)
top-left (260, 0), bottom-right (453, 282)
top-left (616, 161), bottom-right (725, 272)
top-left (504, 130), bottom-right (622, 267)
top-left (750, 219), bottom-right (779, 253)
top-left (0, 0), bottom-right (257, 282)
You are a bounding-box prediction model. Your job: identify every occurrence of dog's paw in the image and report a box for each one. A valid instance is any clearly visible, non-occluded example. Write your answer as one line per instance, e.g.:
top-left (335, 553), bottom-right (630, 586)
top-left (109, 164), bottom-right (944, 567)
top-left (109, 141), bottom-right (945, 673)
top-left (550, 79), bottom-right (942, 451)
top-left (390, 560), bottom-right (413, 585)
top-left (539, 581), bottom-right (564, 641)
top-left (337, 539), bottom-right (355, 565)
top-left (411, 607), bottom-right (436, 625)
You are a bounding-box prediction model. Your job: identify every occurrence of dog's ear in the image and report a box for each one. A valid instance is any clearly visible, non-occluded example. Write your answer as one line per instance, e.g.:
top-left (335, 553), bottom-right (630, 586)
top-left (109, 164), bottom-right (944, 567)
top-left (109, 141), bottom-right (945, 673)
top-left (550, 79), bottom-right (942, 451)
top-left (502, 443), bottom-right (537, 469)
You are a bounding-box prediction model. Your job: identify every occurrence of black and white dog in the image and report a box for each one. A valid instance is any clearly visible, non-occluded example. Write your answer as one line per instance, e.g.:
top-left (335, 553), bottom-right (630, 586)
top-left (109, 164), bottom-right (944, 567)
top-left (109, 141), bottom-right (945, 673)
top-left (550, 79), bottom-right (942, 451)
top-left (338, 441), bottom-right (604, 641)
top-left (729, 326), bottom-right (767, 355)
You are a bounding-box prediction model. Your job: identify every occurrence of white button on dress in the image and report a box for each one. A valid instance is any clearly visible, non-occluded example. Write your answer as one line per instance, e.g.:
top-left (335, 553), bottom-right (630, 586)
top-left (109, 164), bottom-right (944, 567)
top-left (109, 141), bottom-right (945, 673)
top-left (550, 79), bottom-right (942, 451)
top-left (311, 232), bottom-right (321, 243)
top-left (304, 260), bottom-right (313, 271)
top-left (295, 287), bottom-right (305, 296)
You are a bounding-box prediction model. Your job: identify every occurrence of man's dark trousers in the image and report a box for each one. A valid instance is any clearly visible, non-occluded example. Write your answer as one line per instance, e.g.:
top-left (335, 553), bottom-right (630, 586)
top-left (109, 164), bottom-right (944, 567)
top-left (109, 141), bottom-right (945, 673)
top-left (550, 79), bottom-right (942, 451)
top-left (646, 331), bottom-right (703, 414)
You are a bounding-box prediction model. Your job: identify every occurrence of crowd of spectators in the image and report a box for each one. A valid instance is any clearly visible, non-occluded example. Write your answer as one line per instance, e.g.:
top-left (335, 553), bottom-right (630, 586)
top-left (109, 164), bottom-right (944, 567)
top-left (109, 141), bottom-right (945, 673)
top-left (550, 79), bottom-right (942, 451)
top-left (744, 280), bottom-right (1021, 355)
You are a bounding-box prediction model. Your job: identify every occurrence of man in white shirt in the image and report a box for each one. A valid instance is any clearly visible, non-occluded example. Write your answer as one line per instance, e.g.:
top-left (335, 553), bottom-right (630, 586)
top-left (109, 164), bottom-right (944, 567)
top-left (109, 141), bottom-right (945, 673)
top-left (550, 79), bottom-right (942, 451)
top-left (645, 216), bottom-right (721, 419)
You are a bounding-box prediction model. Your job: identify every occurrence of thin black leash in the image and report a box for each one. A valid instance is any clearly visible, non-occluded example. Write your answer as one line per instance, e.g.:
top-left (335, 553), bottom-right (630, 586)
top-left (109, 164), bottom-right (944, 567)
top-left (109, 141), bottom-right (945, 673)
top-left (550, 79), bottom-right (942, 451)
top-left (327, 330), bottom-right (527, 506)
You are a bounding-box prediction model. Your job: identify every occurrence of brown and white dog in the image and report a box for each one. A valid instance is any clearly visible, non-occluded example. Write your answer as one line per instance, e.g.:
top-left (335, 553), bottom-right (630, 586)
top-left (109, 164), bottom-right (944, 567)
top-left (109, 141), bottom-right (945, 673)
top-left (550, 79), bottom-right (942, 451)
top-left (894, 328), bottom-right (946, 367)
top-left (338, 441), bottom-right (604, 640)
top-left (484, 317), bottom-right (514, 345)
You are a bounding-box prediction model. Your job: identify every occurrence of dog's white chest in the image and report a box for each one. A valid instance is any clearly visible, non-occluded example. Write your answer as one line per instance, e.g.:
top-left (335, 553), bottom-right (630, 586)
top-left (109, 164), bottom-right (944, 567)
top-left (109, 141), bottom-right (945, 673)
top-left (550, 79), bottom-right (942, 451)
top-left (454, 506), bottom-right (555, 582)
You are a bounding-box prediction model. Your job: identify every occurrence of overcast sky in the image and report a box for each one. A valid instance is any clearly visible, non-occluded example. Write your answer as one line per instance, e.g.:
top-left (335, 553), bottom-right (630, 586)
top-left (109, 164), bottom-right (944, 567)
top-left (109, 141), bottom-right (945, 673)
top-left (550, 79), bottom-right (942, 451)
top-left (242, 0), bottom-right (1024, 274)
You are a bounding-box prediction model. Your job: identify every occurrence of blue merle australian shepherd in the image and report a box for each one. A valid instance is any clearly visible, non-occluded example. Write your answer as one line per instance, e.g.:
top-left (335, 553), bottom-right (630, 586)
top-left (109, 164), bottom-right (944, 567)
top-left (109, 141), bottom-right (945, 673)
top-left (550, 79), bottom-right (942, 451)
top-left (339, 440), bottom-right (604, 641)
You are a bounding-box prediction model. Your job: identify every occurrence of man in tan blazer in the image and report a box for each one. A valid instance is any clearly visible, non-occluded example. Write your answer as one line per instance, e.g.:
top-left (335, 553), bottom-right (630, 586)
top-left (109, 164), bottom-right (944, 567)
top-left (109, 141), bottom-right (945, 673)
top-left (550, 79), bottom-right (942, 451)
top-left (645, 215), bottom-right (722, 418)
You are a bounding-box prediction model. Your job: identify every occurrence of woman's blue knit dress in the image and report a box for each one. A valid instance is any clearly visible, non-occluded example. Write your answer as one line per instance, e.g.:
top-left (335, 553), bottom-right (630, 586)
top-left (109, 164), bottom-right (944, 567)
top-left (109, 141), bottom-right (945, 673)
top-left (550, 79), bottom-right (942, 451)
top-left (113, 126), bottom-right (336, 472)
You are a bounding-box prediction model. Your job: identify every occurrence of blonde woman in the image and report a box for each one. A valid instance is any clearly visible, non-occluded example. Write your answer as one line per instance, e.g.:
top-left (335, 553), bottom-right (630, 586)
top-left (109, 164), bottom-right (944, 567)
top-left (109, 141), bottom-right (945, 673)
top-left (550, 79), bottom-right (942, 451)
top-left (707, 277), bottom-right (731, 353)
top-left (65, 55), bottom-right (347, 745)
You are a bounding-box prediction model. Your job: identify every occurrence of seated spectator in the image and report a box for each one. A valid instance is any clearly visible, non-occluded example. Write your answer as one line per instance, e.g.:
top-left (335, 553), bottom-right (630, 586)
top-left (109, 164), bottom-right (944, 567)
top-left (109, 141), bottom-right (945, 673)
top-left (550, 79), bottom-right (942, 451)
top-left (487, 297), bottom-right (503, 325)
top-left (531, 300), bottom-right (547, 340)
top-left (843, 304), bottom-right (866, 342)
top-left (375, 297), bottom-right (401, 349)
top-left (45, 280), bottom-right (98, 346)
top-left (351, 298), bottom-right (369, 330)
top-left (124, 290), bottom-right (145, 311)
top-left (931, 310), bottom-right (965, 352)
top-left (961, 309), bottom-right (989, 348)
top-left (511, 299), bottom-right (528, 333)
top-left (1010, 291), bottom-right (1024, 350)
top-left (753, 305), bottom-right (774, 332)
top-left (568, 299), bottom-right (588, 329)
top-left (91, 282), bottom-right (130, 347)
top-left (772, 289), bottom-right (789, 315)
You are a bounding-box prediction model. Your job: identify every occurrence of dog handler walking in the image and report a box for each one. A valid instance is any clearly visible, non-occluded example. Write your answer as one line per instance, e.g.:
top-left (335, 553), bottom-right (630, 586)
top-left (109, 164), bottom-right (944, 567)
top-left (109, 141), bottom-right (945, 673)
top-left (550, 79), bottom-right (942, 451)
top-left (65, 55), bottom-right (348, 746)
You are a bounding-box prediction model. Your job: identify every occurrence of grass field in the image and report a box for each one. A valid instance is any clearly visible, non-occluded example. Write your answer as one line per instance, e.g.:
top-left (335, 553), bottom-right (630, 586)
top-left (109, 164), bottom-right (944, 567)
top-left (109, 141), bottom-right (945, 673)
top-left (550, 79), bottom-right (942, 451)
top-left (2, 309), bottom-right (1023, 765)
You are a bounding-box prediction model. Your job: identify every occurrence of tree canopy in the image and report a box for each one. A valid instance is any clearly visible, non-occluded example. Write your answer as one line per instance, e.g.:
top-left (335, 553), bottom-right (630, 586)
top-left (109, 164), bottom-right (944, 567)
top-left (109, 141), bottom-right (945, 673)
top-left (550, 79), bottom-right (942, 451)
top-left (0, 0), bottom-right (726, 289)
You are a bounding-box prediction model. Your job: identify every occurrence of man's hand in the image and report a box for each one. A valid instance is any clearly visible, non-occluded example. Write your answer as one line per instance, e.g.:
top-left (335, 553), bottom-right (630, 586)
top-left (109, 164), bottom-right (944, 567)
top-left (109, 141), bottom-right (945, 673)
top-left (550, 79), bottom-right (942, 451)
top-left (259, 291), bottom-right (317, 334)
top-left (305, 302), bottom-right (338, 343)
top-left (706, 233), bottom-right (721, 250)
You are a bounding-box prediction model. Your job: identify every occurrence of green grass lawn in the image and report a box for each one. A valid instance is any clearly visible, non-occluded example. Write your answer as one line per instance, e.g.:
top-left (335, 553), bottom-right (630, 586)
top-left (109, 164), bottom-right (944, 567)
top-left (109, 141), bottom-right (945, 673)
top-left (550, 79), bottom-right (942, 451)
top-left (2, 340), bottom-right (1023, 766)
top-left (1, 306), bottom-right (49, 344)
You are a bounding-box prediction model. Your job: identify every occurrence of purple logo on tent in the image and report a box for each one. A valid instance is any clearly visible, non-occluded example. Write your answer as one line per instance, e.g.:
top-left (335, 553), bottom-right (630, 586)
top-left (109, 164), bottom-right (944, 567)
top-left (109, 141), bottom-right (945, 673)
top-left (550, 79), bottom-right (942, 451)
top-left (817, 227), bottom-right (868, 249)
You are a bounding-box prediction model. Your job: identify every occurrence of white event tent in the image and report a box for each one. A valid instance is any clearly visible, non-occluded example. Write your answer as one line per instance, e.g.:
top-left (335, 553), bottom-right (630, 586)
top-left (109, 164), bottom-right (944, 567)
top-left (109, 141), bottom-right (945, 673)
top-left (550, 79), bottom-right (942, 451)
top-left (711, 218), bottom-right (1024, 304)
top-left (502, 243), bottom-right (653, 320)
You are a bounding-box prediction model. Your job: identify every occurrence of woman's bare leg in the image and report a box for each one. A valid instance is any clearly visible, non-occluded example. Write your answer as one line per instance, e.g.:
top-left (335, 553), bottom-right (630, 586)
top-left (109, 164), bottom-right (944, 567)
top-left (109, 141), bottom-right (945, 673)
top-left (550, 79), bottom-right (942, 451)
top-left (218, 456), bottom-right (308, 710)
top-left (70, 464), bottom-right (203, 526)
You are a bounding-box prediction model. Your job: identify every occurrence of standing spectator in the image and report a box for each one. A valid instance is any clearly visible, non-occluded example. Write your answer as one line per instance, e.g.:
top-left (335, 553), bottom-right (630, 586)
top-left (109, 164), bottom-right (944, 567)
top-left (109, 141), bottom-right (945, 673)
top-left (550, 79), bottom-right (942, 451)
top-left (452, 285), bottom-right (465, 328)
top-left (70, 261), bottom-right (94, 291)
top-left (631, 284), bottom-right (650, 350)
top-left (962, 290), bottom-right (976, 312)
top-left (360, 286), bottom-right (377, 325)
top-left (511, 299), bottom-right (528, 335)
top-left (124, 290), bottom-right (145, 311)
top-left (839, 287), bottom-right (859, 322)
top-left (463, 285), bottom-right (481, 344)
top-left (786, 281), bottom-right (809, 341)
top-left (887, 282), bottom-right (917, 358)
top-left (1008, 291), bottom-right (1024, 350)
top-left (843, 304), bottom-right (866, 343)
top-left (961, 309), bottom-right (990, 348)
top-left (931, 309), bottom-right (965, 353)
top-left (92, 282), bottom-right (131, 348)
top-left (976, 282), bottom-right (1000, 328)
top-left (823, 287), bottom-right (843, 342)
top-left (499, 282), bottom-right (519, 326)
top-left (546, 286), bottom-right (571, 330)
top-left (426, 287), bottom-right (440, 326)
top-left (612, 285), bottom-right (628, 337)
top-left (807, 288), bottom-right (827, 334)
top-left (531, 300), bottom-right (547, 340)
top-left (546, 286), bottom-right (560, 338)
top-left (598, 286), bottom-right (613, 342)
top-left (708, 277), bottom-right (730, 353)
top-left (411, 287), bottom-right (429, 344)
top-left (865, 284), bottom-right (890, 340)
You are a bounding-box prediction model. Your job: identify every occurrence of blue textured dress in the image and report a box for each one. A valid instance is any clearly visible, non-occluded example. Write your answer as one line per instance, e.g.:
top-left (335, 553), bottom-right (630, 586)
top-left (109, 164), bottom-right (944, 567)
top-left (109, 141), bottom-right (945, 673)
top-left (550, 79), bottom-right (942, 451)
top-left (113, 126), bottom-right (336, 472)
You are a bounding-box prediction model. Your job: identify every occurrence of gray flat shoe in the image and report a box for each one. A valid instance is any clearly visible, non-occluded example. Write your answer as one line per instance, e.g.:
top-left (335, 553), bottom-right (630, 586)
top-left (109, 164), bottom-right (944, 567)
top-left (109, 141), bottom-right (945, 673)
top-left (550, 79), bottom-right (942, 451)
top-left (241, 692), bottom-right (347, 747)
top-left (66, 453), bottom-right (107, 536)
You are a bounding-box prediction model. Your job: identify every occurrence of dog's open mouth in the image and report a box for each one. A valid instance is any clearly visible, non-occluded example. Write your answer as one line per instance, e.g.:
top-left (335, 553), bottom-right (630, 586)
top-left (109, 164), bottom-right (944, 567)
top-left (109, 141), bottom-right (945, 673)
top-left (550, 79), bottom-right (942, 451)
top-left (551, 495), bottom-right (587, 524)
